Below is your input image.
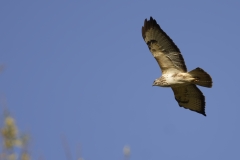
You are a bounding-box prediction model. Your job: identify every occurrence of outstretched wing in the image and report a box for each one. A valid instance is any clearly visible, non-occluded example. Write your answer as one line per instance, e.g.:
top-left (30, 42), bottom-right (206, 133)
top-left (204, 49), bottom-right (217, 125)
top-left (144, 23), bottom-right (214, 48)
top-left (171, 84), bottom-right (206, 116)
top-left (142, 17), bottom-right (187, 73)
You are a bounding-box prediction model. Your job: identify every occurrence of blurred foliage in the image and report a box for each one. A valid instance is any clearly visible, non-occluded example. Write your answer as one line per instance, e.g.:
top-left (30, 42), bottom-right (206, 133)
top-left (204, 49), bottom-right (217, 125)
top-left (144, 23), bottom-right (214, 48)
top-left (0, 112), bottom-right (30, 160)
top-left (0, 110), bottom-right (130, 160)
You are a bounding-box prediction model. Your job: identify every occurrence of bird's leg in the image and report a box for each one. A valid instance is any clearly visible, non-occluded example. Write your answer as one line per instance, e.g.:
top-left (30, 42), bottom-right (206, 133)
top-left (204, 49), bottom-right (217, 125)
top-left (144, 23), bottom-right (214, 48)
top-left (193, 77), bottom-right (200, 82)
top-left (188, 77), bottom-right (199, 83)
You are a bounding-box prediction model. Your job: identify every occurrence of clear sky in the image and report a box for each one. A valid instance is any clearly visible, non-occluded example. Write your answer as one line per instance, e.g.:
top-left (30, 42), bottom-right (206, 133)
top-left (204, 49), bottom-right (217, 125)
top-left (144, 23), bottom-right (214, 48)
top-left (1, 1), bottom-right (240, 160)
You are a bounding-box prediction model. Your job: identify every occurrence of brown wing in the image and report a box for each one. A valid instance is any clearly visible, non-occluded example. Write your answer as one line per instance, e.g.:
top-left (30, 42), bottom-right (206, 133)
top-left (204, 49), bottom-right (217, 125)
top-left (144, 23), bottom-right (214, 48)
top-left (171, 84), bottom-right (206, 116)
top-left (142, 17), bottom-right (187, 73)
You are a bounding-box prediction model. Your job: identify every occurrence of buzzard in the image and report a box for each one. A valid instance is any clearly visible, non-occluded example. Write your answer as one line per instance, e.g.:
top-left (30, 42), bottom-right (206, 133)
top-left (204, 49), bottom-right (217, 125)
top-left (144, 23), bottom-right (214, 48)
top-left (142, 17), bottom-right (212, 116)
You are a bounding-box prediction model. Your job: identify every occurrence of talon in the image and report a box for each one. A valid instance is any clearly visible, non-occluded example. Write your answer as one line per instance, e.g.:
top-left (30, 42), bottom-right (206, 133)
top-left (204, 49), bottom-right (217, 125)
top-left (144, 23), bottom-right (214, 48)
top-left (194, 77), bottom-right (200, 82)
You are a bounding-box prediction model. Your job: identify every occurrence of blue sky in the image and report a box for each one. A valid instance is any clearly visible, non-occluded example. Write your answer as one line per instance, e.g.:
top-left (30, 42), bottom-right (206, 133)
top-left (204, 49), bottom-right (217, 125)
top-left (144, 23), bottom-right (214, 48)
top-left (1, 1), bottom-right (240, 160)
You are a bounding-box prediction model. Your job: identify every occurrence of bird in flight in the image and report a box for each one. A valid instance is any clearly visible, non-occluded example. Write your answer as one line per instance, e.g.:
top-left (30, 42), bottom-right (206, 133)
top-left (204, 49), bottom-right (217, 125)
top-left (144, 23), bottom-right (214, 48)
top-left (142, 17), bottom-right (212, 116)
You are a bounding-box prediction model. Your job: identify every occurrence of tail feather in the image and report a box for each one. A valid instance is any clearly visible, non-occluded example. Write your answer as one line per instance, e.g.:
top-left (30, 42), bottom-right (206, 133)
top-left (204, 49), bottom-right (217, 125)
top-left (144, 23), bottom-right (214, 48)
top-left (188, 67), bottom-right (212, 88)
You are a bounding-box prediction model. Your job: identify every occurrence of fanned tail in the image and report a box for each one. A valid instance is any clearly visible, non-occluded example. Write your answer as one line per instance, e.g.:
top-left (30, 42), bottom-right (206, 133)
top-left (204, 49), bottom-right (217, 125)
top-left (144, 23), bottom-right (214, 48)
top-left (188, 67), bottom-right (212, 88)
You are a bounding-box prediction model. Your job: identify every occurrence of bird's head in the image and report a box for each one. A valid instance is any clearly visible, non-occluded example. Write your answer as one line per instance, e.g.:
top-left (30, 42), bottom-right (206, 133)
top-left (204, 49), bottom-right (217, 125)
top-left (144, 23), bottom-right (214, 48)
top-left (152, 79), bottom-right (160, 86)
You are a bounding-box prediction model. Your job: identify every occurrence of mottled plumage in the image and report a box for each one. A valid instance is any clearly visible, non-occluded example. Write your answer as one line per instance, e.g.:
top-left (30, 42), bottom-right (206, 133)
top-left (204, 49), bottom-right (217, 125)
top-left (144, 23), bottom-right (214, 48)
top-left (142, 17), bottom-right (212, 116)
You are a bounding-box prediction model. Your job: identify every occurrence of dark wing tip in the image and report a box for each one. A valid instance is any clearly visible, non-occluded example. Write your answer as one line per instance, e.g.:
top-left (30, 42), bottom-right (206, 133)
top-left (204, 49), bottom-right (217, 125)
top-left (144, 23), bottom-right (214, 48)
top-left (193, 93), bottom-right (206, 116)
top-left (194, 96), bottom-right (207, 117)
top-left (142, 17), bottom-right (161, 40)
top-left (189, 87), bottom-right (207, 116)
top-left (173, 85), bottom-right (207, 117)
top-left (177, 100), bottom-right (206, 116)
top-left (141, 17), bottom-right (181, 53)
top-left (190, 108), bottom-right (206, 116)
top-left (199, 95), bottom-right (207, 116)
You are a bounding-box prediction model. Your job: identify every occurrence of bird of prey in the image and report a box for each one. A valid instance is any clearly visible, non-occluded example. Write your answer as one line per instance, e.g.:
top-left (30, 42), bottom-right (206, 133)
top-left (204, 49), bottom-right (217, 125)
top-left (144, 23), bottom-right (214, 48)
top-left (142, 17), bottom-right (212, 116)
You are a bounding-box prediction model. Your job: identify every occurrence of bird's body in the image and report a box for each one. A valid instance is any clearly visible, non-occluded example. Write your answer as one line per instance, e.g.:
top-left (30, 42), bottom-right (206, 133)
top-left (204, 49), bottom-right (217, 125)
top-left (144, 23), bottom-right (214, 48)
top-left (142, 17), bottom-right (212, 116)
top-left (155, 72), bottom-right (195, 87)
